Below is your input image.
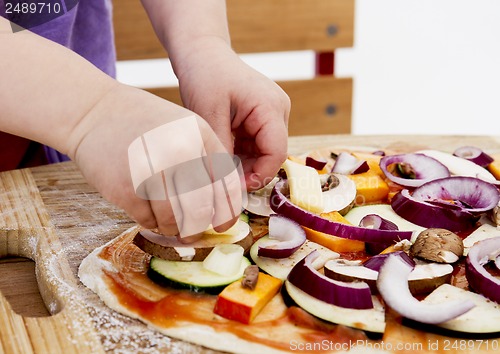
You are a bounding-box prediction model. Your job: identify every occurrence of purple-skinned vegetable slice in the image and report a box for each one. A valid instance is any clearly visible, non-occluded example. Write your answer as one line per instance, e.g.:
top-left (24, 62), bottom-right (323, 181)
top-left (466, 237), bottom-right (500, 304)
top-left (391, 176), bottom-right (500, 232)
top-left (287, 250), bottom-right (373, 309)
top-left (379, 153), bottom-right (450, 188)
top-left (453, 146), bottom-right (494, 168)
top-left (271, 180), bottom-right (413, 244)
top-left (257, 214), bottom-right (306, 259)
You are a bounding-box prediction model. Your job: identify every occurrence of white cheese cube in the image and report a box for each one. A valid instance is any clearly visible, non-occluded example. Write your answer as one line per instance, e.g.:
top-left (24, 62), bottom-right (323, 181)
top-left (282, 159), bottom-right (324, 213)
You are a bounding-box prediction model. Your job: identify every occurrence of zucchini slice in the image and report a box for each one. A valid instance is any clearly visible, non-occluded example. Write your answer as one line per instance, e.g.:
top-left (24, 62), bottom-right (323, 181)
top-left (148, 256), bottom-right (251, 294)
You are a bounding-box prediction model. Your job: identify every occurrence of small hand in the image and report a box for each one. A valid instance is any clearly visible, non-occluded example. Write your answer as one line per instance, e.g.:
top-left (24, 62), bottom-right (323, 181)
top-left (174, 39), bottom-right (291, 191)
top-left (68, 84), bottom-right (243, 241)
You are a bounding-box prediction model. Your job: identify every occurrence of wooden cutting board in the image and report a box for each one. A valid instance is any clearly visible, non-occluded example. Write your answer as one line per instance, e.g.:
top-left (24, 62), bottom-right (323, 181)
top-left (1, 134), bottom-right (500, 353)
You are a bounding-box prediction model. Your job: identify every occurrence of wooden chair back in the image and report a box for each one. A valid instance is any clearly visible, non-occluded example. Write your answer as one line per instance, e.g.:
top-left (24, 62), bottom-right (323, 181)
top-left (113, 0), bottom-right (355, 135)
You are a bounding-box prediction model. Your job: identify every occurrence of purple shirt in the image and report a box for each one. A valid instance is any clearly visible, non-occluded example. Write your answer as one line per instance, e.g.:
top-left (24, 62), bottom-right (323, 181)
top-left (1, 1), bottom-right (116, 163)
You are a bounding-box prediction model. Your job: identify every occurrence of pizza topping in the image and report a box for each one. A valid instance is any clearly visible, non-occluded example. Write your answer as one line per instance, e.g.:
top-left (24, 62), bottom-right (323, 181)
top-left (418, 149), bottom-right (497, 183)
top-left (490, 201), bottom-right (500, 226)
top-left (250, 237), bottom-right (339, 281)
top-left (133, 218), bottom-right (252, 261)
top-left (325, 257), bottom-right (453, 295)
top-left (391, 176), bottom-right (500, 232)
top-left (241, 265), bottom-right (260, 290)
top-left (214, 272), bottom-right (282, 324)
top-left (377, 253), bottom-right (476, 324)
top-left (362, 250), bottom-right (415, 272)
top-left (148, 256), bottom-right (251, 294)
top-left (82, 145), bottom-right (500, 352)
top-left (202, 244), bottom-right (245, 276)
top-left (489, 156), bottom-right (500, 180)
top-left (271, 179), bottom-right (413, 244)
top-left (379, 153), bottom-right (450, 187)
top-left (284, 281), bottom-right (386, 333)
top-left (321, 173), bottom-right (357, 213)
top-left (303, 211), bottom-right (365, 253)
top-left (421, 284), bottom-right (500, 334)
top-left (245, 177), bottom-right (278, 216)
top-left (321, 173), bottom-right (339, 192)
top-left (410, 228), bottom-right (464, 264)
top-left (287, 250), bottom-right (374, 309)
top-left (465, 237), bottom-right (500, 304)
top-left (282, 158), bottom-right (324, 213)
top-left (257, 214), bottom-right (306, 259)
top-left (358, 214), bottom-right (400, 254)
top-left (331, 152), bottom-right (369, 175)
top-left (453, 146), bottom-right (495, 168)
top-left (305, 156), bottom-right (328, 170)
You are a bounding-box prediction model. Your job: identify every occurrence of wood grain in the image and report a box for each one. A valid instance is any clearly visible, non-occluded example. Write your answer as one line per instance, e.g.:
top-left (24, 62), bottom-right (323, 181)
top-left (0, 258), bottom-right (49, 317)
top-left (114, 0), bottom-right (355, 135)
top-left (146, 77), bottom-right (353, 136)
top-left (113, 0), bottom-right (354, 60)
top-left (1, 135), bottom-right (499, 353)
top-left (0, 167), bottom-right (104, 354)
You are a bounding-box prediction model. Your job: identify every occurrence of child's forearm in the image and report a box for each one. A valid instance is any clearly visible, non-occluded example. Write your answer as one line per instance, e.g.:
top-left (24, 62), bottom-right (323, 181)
top-left (140, 0), bottom-right (232, 75)
top-left (0, 17), bottom-right (118, 154)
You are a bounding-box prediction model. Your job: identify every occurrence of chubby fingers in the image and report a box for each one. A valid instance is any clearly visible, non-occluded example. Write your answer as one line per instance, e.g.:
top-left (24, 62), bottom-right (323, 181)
top-left (209, 154), bottom-right (244, 233)
top-left (151, 152), bottom-right (243, 241)
top-left (239, 116), bottom-right (288, 191)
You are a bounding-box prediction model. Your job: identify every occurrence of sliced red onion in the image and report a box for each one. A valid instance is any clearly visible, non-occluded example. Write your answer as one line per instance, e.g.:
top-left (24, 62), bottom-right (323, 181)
top-left (331, 152), bottom-right (369, 175)
top-left (257, 214), bottom-right (306, 258)
top-left (392, 189), bottom-right (479, 232)
top-left (465, 237), bottom-right (500, 304)
top-left (377, 254), bottom-right (475, 324)
top-left (391, 177), bottom-right (500, 232)
top-left (359, 214), bottom-right (400, 254)
top-left (496, 254), bottom-right (500, 271)
top-left (372, 150), bottom-right (386, 156)
top-left (305, 156), bottom-right (327, 170)
top-left (453, 146), bottom-right (494, 168)
top-left (379, 153), bottom-right (450, 188)
top-left (359, 214), bottom-right (399, 231)
top-left (271, 180), bottom-right (413, 244)
top-left (363, 251), bottom-right (415, 272)
top-left (412, 176), bottom-right (500, 213)
top-left (287, 250), bottom-right (373, 309)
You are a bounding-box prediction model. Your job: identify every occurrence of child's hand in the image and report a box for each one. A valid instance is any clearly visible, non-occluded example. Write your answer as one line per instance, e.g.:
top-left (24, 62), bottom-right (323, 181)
top-left (172, 38), bottom-right (290, 191)
top-left (67, 84), bottom-right (243, 240)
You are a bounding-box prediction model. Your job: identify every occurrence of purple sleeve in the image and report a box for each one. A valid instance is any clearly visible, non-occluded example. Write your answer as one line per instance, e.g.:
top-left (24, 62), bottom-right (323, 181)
top-left (1, 0), bottom-right (117, 164)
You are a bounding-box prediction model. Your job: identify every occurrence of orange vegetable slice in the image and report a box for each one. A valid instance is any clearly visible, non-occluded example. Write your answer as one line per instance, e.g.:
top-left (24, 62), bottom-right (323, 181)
top-left (302, 211), bottom-right (365, 253)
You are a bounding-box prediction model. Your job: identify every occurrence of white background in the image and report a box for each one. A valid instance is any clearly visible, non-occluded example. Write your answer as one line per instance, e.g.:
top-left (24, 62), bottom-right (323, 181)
top-left (117, 0), bottom-right (500, 136)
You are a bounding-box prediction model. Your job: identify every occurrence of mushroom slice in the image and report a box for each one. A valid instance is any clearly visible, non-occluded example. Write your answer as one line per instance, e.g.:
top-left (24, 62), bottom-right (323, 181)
top-left (325, 259), bottom-right (453, 295)
top-left (407, 262), bottom-right (454, 295)
top-left (491, 201), bottom-right (500, 226)
top-left (320, 173), bottom-right (357, 214)
top-left (410, 228), bottom-right (464, 264)
top-left (245, 177), bottom-right (279, 216)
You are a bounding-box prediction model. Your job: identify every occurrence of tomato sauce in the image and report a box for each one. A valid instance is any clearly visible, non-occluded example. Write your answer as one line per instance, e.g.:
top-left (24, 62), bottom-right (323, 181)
top-left (99, 233), bottom-right (371, 353)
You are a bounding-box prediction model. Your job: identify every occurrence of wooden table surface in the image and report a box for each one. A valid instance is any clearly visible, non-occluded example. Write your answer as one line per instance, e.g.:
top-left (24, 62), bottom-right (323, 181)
top-left (1, 134), bottom-right (499, 353)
